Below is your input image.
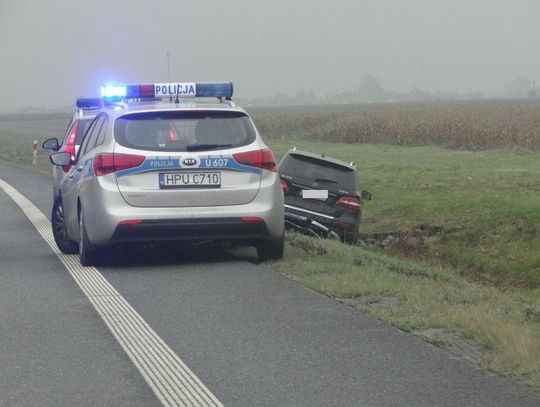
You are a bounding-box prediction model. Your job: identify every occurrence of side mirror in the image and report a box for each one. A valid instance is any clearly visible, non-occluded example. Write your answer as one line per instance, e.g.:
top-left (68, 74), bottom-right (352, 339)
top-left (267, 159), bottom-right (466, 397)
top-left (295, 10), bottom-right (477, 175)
top-left (361, 190), bottom-right (372, 201)
top-left (42, 138), bottom-right (60, 151)
top-left (49, 152), bottom-right (72, 166)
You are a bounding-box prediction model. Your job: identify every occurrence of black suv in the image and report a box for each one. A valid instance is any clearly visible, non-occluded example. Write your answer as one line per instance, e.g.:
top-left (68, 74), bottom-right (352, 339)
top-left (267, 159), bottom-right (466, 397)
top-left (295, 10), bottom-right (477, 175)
top-left (278, 149), bottom-right (370, 243)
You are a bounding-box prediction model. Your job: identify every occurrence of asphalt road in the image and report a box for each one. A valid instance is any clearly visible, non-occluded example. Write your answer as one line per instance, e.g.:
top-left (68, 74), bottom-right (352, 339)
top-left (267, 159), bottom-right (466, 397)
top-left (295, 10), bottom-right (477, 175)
top-left (0, 160), bottom-right (538, 406)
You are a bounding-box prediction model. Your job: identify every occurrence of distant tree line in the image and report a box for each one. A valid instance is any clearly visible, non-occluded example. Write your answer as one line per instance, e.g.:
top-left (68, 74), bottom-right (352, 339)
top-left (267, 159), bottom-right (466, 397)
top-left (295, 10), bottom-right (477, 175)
top-left (243, 75), bottom-right (538, 107)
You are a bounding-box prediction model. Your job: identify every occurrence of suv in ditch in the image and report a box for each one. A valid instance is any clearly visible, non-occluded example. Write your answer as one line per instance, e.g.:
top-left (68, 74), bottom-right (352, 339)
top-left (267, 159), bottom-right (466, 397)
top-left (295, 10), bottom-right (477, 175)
top-left (43, 82), bottom-right (284, 266)
top-left (278, 149), bottom-right (370, 244)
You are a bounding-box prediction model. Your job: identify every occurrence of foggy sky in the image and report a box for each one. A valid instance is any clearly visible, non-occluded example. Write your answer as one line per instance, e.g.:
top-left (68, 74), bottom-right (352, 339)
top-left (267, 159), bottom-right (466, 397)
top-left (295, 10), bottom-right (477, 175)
top-left (1, 0), bottom-right (539, 111)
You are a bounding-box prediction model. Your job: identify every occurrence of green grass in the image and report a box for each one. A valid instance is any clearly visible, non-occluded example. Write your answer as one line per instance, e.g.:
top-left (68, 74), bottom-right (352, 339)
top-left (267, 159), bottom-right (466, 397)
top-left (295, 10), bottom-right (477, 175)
top-left (269, 232), bottom-right (540, 389)
top-left (268, 139), bottom-right (540, 288)
top-left (0, 112), bottom-right (70, 174)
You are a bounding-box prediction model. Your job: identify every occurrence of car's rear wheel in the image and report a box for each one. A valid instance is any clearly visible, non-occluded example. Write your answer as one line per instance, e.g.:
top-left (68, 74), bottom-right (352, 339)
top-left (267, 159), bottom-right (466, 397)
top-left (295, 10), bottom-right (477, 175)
top-left (79, 209), bottom-right (99, 266)
top-left (256, 234), bottom-right (285, 261)
top-left (51, 197), bottom-right (78, 254)
top-left (343, 227), bottom-right (359, 245)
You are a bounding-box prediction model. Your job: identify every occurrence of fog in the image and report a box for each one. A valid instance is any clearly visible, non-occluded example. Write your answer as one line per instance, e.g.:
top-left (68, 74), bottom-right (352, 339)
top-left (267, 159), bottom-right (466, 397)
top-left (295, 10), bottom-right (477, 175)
top-left (1, 0), bottom-right (539, 111)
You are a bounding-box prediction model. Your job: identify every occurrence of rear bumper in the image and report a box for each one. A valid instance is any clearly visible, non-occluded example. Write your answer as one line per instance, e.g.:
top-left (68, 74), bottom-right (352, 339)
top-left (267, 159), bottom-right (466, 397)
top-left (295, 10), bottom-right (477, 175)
top-left (284, 204), bottom-right (359, 231)
top-left (81, 171), bottom-right (284, 245)
top-left (112, 217), bottom-right (268, 243)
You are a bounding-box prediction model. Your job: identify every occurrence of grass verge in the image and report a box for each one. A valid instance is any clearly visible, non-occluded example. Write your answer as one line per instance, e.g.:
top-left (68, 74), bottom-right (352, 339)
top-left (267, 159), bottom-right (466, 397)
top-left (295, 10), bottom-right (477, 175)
top-left (269, 232), bottom-right (540, 390)
top-left (268, 139), bottom-right (540, 288)
top-left (0, 112), bottom-right (69, 174)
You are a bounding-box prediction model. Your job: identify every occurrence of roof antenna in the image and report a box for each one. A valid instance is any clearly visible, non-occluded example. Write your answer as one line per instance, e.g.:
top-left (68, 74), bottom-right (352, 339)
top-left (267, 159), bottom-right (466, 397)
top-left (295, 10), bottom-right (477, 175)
top-left (175, 86), bottom-right (180, 104)
top-left (166, 52), bottom-right (173, 103)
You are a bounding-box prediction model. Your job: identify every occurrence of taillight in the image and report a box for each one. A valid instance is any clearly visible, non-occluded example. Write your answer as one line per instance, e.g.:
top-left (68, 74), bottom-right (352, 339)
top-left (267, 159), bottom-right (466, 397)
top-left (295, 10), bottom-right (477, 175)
top-left (280, 179), bottom-right (290, 193)
top-left (233, 149), bottom-right (277, 172)
top-left (335, 196), bottom-right (360, 212)
top-left (118, 219), bottom-right (143, 226)
top-left (93, 153), bottom-right (145, 176)
top-left (240, 216), bottom-right (264, 223)
top-left (61, 121), bottom-right (79, 172)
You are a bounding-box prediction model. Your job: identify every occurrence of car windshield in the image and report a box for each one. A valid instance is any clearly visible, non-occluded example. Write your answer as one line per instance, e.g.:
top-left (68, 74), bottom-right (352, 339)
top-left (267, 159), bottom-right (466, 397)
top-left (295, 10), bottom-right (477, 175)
top-left (114, 110), bottom-right (256, 152)
top-left (280, 153), bottom-right (356, 190)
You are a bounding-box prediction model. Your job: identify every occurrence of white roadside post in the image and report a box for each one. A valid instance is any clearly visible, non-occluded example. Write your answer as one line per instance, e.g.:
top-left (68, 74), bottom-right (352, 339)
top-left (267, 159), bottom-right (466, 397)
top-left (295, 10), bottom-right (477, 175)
top-left (32, 140), bottom-right (38, 165)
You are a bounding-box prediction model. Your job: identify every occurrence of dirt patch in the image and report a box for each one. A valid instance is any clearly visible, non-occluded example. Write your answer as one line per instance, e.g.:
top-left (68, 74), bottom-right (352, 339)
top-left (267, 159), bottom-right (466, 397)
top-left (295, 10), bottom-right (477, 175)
top-left (368, 296), bottom-right (400, 308)
top-left (359, 224), bottom-right (458, 260)
top-left (336, 296), bottom-right (399, 309)
top-left (336, 297), bottom-right (361, 308)
top-left (412, 328), bottom-right (491, 365)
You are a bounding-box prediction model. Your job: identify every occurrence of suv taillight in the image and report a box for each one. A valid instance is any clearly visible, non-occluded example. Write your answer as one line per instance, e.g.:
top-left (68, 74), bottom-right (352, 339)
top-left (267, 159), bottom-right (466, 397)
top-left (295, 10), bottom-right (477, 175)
top-left (233, 149), bottom-right (277, 172)
top-left (335, 196), bottom-right (360, 212)
top-left (93, 153), bottom-right (145, 176)
top-left (61, 121), bottom-right (79, 172)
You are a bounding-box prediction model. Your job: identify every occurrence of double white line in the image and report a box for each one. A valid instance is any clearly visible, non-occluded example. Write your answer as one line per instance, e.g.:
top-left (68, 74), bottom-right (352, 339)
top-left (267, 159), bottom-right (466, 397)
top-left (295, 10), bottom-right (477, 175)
top-left (0, 179), bottom-right (223, 407)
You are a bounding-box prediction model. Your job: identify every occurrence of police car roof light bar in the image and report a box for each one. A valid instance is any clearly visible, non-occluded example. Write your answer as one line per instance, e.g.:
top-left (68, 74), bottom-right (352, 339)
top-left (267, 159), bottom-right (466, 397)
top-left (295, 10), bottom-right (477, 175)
top-left (100, 82), bottom-right (233, 101)
top-left (76, 98), bottom-right (103, 109)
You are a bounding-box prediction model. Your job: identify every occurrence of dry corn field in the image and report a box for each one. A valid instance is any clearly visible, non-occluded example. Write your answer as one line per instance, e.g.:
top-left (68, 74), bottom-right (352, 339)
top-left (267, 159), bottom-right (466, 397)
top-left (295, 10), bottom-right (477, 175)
top-left (250, 99), bottom-right (540, 150)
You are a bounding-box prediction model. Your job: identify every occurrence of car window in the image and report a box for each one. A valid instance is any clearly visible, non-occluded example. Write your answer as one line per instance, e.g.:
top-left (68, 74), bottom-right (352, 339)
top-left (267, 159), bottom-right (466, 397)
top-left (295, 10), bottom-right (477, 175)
top-left (78, 116), bottom-right (103, 158)
top-left (87, 116), bottom-right (108, 152)
top-left (62, 121), bottom-right (77, 146)
top-left (280, 153), bottom-right (356, 190)
top-left (114, 110), bottom-right (255, 152)
top-left (94, 117), bottom-right (109, 148)
top-left (75, 118), bottom-right (94, 145)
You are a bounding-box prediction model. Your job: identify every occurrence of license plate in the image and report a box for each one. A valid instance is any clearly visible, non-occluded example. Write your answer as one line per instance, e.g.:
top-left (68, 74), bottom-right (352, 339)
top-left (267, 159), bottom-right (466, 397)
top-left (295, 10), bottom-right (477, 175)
top-left (302, 189), bottom-right (328, 200)
top-left (159, 172), bottom-right (221, 189)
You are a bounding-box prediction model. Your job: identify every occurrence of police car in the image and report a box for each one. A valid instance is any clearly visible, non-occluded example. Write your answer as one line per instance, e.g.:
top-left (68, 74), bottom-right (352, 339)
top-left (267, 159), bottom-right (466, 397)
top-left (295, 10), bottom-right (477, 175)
top-left (43, 82), bottom-right (284, 266)
top-left (48, 98), bottom-right (101, 180)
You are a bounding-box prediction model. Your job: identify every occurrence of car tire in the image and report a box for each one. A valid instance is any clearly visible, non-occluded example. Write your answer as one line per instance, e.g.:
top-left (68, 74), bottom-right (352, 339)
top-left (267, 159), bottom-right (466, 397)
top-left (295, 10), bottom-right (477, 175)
top-left (256, 234), bottom-right (285, 261)
top-left (79, 209), bottom-right (99, 267)
top-left (51, 197), bottom-right (78, 254)
top-left (343, 227), bottom-right (359, 245)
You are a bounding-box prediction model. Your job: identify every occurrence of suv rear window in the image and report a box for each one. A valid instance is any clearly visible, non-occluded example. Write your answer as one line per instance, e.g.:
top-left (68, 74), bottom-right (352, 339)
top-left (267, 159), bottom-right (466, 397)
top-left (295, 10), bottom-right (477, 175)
top-left (280, 153), bottom-right (356, 190)
top-left (114, 110), bottom-right (256, 152)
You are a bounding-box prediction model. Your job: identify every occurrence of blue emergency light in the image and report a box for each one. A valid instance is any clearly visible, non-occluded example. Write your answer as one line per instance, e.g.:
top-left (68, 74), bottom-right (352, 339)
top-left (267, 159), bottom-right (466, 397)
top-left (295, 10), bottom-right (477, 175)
top-left (100, 82), bottom-right (233, 100)
top-left (76, 98), bottom-right (102, 109)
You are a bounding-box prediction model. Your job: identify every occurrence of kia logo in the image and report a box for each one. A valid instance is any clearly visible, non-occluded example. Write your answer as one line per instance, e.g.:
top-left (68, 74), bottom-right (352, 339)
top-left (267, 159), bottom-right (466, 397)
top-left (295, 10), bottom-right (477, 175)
top-left (182, 158), bottom-right (197, 166)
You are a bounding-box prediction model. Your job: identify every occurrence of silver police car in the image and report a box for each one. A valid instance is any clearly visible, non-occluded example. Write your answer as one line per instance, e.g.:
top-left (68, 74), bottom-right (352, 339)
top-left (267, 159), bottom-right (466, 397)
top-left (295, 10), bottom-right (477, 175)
top-left (49, 98), bottom-right (102, 192)
top-left (43, 82), bottom-right (284, 266)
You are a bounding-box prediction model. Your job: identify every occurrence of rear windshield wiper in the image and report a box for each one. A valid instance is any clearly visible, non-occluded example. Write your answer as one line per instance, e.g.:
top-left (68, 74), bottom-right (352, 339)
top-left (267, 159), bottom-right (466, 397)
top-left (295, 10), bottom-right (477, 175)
top-left (186, 143), bottom-right (232, 152)
top-left (314, 178), bottom-right (338, 184)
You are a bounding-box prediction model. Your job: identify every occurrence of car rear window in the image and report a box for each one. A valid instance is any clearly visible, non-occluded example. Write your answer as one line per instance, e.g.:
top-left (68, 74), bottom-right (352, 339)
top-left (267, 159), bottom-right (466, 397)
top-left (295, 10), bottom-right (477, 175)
top-left (114, 110), bottom-right (256, 152)
top-left (280, 153), bottom-right (356, 190)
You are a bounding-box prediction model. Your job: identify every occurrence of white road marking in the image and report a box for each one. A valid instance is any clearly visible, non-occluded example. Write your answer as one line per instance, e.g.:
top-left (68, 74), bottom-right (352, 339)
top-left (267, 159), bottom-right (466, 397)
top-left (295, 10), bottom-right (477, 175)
top-left (0, 179), bottom-right (223, 407)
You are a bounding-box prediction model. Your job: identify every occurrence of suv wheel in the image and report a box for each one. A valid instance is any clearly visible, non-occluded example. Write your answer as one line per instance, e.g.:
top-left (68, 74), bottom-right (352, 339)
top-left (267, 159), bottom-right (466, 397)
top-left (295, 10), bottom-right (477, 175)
top-left (343, 228), bottom-right (359, 245)
top-left (79, 209), bottom-right (98, 266)
top-left (51, 198), bottom-right (78, 254)
top-left (256, 234), bottom-right (285, 261)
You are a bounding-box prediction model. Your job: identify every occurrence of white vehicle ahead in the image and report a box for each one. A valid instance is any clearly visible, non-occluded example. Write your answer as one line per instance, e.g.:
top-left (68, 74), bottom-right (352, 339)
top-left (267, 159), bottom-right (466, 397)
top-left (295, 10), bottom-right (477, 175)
top-left (43, 82), bottom-right (284, 266)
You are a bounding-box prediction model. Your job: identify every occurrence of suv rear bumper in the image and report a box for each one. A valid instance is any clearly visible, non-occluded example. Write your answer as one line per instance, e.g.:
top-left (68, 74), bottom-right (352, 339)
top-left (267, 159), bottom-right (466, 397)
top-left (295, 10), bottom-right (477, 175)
top-left (284, 203), bottom-right (359, 240)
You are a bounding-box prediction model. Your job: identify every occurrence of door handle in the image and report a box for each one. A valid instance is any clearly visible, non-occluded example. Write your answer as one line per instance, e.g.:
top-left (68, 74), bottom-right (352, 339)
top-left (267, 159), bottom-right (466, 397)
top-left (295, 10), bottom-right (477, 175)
top-left (76, 166), bottom-right (83, 172)
top-left (69, 174), bottom-right (74, 179)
